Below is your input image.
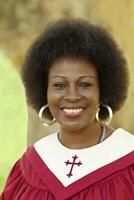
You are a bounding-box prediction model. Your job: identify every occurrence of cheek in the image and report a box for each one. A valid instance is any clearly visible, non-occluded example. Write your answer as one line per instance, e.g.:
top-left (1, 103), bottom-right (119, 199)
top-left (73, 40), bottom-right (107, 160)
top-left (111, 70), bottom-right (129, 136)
top-left (86, 94), bottom-right (100, 115)
top-left (47, 94), bottom-right (56, 117)
top-left (47, 93), bottom-right (55, 109)
top-left (47, 88), bottom-right (54, 111)
top-left (47, 88), bottom-right (61, 112)
top-left (86, 89), bottom-right (100, 103)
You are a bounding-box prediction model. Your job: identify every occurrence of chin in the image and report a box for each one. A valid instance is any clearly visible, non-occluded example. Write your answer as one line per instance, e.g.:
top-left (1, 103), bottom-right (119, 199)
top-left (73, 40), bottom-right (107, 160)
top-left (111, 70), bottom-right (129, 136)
top-left (60, 121), bottom-right (88, 132)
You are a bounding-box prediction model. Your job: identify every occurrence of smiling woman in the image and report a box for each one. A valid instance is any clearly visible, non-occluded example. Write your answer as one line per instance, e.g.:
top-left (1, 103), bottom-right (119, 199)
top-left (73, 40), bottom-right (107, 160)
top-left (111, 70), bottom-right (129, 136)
top-left (47, 57), bottom-right (100, 148)
top-left (1, 18), bottom-right (134, 200)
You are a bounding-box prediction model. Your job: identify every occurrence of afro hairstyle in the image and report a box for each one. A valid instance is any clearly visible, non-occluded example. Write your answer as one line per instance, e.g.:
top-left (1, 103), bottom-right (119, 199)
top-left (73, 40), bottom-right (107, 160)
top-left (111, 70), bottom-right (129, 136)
top-left (21, 18), bottom-right (129, 120)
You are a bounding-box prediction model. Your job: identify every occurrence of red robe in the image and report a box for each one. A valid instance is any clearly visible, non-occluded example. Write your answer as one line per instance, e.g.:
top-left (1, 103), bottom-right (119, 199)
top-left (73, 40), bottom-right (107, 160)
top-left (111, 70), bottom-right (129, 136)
top-left (1, 128), bottom-right (134, 199)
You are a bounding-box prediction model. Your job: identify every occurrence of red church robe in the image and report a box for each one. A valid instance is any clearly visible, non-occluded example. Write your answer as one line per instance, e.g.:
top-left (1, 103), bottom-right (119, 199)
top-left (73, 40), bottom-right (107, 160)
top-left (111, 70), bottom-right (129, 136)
top-left (1, 128), bottom-right (134, 199)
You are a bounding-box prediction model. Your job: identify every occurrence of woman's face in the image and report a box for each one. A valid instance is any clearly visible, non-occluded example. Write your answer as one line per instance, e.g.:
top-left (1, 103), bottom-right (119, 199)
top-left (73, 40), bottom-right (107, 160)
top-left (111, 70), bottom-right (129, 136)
top-left (47, 57), bottom-right (100, 132)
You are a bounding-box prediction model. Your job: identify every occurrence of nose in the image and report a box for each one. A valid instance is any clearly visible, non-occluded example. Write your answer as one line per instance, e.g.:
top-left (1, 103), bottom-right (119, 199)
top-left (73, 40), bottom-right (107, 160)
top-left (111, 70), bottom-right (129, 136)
top-left (64, 86), bottom-right (81, 102)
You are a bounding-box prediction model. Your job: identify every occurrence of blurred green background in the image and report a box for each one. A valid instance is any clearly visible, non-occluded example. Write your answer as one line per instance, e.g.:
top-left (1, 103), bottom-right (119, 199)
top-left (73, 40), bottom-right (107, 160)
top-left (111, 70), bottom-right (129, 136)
top-left (0, 52), bottom-right (27, 191)
top-left (0, 0), bottom-right (134, 193)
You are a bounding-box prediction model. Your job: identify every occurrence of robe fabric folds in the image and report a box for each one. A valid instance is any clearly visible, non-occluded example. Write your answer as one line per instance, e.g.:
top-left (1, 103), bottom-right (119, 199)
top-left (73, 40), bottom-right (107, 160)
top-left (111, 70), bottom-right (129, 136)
top-left (1, 128), bottom-right (134, 200)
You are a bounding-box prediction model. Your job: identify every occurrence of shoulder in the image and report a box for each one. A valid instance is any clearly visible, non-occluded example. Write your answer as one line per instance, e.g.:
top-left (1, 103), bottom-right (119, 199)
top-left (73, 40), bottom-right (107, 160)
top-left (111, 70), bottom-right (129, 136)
top-left (34, 132), bottom-right (58, 155)
top-left (34, 132), bottom-right (57, 146)
top-left (113, 128), bottom-right (134, 144)
top-left (103, 128), bottom-right (134, 159)
top-left (0, 146), bottom-right (54, 199)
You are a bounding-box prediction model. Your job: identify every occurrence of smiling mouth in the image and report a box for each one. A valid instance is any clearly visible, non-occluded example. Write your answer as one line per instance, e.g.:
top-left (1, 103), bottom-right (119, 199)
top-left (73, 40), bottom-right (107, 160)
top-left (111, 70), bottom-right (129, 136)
top-left (62, 108), bottom-right (84, 115)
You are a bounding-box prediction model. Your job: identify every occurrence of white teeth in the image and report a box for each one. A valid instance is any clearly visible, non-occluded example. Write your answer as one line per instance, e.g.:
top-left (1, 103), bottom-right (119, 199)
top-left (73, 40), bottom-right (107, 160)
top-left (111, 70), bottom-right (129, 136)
top-left (63, 108), bottom-right (83, 114)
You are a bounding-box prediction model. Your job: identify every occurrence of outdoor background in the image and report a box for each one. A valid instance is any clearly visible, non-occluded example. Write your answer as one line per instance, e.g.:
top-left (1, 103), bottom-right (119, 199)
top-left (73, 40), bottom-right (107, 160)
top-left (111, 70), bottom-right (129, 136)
top-left (0, 0), bottom-right (134, 192)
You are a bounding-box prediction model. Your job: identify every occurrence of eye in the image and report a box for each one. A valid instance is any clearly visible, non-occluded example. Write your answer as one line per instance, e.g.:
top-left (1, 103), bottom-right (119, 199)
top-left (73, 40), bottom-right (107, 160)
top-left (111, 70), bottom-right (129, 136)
top-left (79, 82), bottom-right (93, 88)
top-left (53, 82), bottom-right (66, 89)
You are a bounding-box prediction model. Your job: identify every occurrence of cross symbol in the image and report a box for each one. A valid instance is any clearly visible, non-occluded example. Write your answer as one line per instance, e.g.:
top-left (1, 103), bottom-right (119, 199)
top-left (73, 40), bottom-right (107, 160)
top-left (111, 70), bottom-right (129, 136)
top-left (65, 155), bottom-right (82, 178)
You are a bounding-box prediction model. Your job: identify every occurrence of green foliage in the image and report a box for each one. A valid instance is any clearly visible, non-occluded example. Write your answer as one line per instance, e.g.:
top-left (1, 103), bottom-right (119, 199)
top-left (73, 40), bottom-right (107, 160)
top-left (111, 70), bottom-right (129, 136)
top-left (0, 52), bottom-right (27, 192)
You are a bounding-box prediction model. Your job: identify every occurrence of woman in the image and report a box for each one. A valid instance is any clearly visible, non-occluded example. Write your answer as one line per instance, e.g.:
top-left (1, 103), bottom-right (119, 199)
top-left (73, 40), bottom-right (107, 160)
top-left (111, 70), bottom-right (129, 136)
top-left (1, 18), bottom-right (134, 199)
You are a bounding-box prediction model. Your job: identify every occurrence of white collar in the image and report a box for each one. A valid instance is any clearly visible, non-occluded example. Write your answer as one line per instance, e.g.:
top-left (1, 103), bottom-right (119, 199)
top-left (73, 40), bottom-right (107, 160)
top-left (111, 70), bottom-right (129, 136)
top-left (34, 128), bottom-right (134, 186)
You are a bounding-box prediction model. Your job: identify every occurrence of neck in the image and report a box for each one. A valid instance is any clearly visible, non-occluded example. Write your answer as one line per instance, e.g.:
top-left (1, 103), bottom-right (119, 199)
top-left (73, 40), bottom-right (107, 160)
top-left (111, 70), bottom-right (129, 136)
top-left (58, 122), bottom-right (103, 149)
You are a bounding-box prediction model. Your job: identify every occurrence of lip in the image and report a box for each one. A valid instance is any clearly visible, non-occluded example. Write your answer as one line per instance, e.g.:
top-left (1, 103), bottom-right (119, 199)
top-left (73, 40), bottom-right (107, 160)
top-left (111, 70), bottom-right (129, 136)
top-left (60, 106), bottom-right (86, 109)
top-left (60, 106), bottom-right (85, 118)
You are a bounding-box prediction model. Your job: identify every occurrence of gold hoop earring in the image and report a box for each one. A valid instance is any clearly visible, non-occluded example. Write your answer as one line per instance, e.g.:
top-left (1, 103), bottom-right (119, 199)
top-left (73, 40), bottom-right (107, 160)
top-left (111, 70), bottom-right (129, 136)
top-left (96, 104), bottom-right (113, 126)
top-left (39, 104), bottom-right (56, 126)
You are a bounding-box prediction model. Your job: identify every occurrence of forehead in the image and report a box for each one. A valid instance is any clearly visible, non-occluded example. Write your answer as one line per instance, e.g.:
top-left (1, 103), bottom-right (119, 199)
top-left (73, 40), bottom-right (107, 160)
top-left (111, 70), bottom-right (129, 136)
top-left (48, 57), bottom-right (98, 79)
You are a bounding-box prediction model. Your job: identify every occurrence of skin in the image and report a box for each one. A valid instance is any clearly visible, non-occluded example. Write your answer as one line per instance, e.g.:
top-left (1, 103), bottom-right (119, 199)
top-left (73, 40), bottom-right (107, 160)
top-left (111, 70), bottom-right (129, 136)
top-left (47, 57), bottom-right (112, 149)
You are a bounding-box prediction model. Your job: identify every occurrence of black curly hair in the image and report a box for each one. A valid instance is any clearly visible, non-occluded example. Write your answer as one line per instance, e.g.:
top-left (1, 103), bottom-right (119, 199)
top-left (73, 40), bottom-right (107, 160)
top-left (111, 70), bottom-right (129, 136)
top-left (21, 18), bottom-right (129, 120)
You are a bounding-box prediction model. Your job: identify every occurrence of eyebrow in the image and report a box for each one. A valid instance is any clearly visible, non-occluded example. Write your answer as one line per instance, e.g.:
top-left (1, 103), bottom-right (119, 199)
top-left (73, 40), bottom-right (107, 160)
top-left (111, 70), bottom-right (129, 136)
top-left (50, 75), bottom-right (95, 79)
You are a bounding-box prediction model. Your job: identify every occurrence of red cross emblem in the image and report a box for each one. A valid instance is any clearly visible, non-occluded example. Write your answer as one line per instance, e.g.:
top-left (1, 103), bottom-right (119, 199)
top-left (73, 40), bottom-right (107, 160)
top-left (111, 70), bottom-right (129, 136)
top-left (65, 155), bottom-right (82, 178)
